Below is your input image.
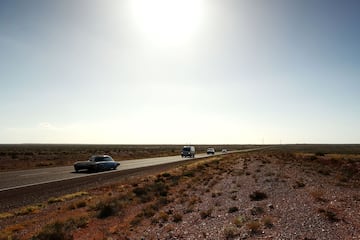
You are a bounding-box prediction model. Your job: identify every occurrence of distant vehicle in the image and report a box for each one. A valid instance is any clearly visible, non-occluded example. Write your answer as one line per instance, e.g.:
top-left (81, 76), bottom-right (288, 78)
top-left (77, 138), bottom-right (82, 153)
top-left (222, 149), bottom-right (227, 153)
top-left (74, 155), bottom-right (120, 172)
top-left (181, 146), bottom-right (195, 158)
top-left (207, 147), bottom-right (215, 155)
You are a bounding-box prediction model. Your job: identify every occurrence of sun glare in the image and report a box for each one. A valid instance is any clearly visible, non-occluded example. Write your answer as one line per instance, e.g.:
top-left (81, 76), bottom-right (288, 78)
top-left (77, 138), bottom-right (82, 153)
top-left (129, 0), bottom-right (205, 46)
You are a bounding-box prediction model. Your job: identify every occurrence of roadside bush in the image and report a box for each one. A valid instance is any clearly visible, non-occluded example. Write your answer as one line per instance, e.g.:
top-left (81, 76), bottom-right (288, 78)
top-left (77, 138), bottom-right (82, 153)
top-left (318, 208), bottom-right (339, 222)
top-left (162, 172), bottom-right (171, 178)
top-left (249, 191), bottom-right (267, 201)
top-left (310, 190), bottom-right (327, 202)
top-left (247, 220), bottom-right (261, 234)
top-left (96, 198), bottom-right (124, 219)
top-left (158, 211), bottom-right (169, 222)
top-left (133, 187), bottom-right (152, 203)
top-left (262, 216), bottom-right (274, 228)
top-left (200, 208), bottom-right (213, 219)
top-left (32, 221), bottom-right (72, 240)
top-left (228, 206), bottom-right (239, 213)
top-left (250, 206), bottom-right (264, 215)
top-left (183, 170), bottom-right (195, 177)
top-left (233, 215), bottom-right (246, 227)
top-left (172, 213), bottom-right (183, 223)
top-left (224, 226), bottom-right (238, 239)
top-left (32, 217), bottom-right (87, 240)
top-left (293, 180), bottom-right (306, 189)
top-left (76, 201), bottom-right (87, 208)
top-left (142, 204), bottom-right (158, 218)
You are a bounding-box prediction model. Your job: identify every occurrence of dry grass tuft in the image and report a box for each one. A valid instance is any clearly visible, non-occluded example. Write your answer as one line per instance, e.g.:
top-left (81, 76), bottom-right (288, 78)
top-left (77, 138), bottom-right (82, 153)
top-left (224, 226), bottom-right (238, 239)
top-left (310, 189), bottom-right (327, 202)
top-left (247, 220), bottom-right (261, 234)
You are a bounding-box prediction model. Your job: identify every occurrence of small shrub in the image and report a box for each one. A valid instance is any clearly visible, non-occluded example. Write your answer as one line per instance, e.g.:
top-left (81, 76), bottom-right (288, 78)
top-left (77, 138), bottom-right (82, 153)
top-left (249, 191), bottom-right (267, 201)
top-left (318, 168), bottom-right (331, 176)
top-left (262, 216), bottom-right (274, 228)
top-left (233, 215), bottom-right (246, 227)
top-left (151, 217), bottom-right (159, 225)
top-left (48, 192), bottom-right (88, 204)
top-left (151, 182), bottom-right (169, 197)
top-left (224, 226), bottom-right (238, 239)
top-left (76, 201), bottom-right (87, 208)
top-left (310, 190), bottom-right (327, 202)
top-left (318, 208), bottom-right (339, 222)
top-left (188, 196), bottom-right (200, 205)
top-left (32, 221), bottom-right (72, 240)
top-left (156, 196), bottom-right (169, 207)
top-left (250, 206), bottom-right (264, 215)
top-left (172, 213), bottom-right (183, 223)
top-left (48, 197), bottom-right (63, 204)
top-left (32, 217), bottom-right (87, 240)
top-left (183, 170), bottom-right (195, 177)
top-left (142, 205), bottom-right (157, 218)
top-left (162, 172), bottom-right (171, 178)
top-left (247, 220), bottom-right (261, 234)
top-left (228, 206), bottom-right (239, 213)
top-left (130, 215), bottom-right (142, 226)
top-left (169, 175), bottom-right (181, 186)
top-left (158, 211), bottom-right (169, 222)
top-left (200, 208), bottom-right (213, 219)
top-left (97, 204), bottom-right (115, 219)
top-left (95, 198), bottom-right (123, 219)
top-left (133, 187), bottom-right (147, 197)
top-left (71, 216), bottom-right (88, 228)
top-left (15, 205), bottom-right (39, 216)
top-left (293, 180), bottom-right (305, 189)
top-left (0, 212), bottom-right (14, 219)
top-left (133, 187), bottom-right (152, 203)
top-left (185, 204), bottom-right (194, 213)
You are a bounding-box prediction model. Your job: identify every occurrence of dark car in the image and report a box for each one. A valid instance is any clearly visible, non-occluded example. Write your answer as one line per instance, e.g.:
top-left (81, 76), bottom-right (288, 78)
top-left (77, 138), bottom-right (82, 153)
top-left (74, 155), bottom-right (120, 172)
top-left (181, 146), bottom-right (195, 158)
top-left (207, 147), bottom-right (215, 155)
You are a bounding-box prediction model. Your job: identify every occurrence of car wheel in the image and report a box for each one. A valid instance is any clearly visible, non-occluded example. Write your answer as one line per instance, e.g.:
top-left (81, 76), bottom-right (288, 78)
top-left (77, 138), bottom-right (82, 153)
top-left (96, 165), bottom-right (103, 172)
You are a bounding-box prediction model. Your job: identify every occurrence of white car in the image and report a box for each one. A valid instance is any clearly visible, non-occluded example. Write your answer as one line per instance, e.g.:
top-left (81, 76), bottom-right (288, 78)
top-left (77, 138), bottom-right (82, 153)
top-left (222, 149), bottom-right (227, 153)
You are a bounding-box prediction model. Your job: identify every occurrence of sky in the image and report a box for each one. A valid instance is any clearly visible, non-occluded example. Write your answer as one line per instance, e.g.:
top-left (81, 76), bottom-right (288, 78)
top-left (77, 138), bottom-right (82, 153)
top-left (0, 0), bottom-right (359, 144)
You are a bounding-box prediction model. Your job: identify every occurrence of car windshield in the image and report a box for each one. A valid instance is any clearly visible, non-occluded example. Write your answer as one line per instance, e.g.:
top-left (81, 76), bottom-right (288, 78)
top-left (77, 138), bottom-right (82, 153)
top-left (183, 147), bottom-right (190, 151)
top-left (92, 157), bottom-right (112, 162)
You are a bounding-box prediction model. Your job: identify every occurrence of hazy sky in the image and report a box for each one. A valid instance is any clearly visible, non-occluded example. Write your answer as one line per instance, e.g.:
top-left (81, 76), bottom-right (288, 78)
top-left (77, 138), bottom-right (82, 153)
top-left (1, 0), bottom-right (359, 144)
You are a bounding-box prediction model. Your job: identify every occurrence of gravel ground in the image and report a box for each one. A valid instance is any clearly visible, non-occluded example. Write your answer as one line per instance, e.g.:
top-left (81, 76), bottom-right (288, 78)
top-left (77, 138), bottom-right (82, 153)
top-left (124, 152), bottom-right (360, 240)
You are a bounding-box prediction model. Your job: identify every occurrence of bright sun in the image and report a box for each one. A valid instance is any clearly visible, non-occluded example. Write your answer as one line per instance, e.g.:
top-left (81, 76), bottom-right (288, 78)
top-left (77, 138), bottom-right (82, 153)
top-left (128, 0), bottom-right (205, 46)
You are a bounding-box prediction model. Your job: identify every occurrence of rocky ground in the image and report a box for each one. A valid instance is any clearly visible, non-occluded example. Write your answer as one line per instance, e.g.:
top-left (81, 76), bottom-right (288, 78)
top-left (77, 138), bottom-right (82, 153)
top-left (1, 150), bottom-right (359, 240)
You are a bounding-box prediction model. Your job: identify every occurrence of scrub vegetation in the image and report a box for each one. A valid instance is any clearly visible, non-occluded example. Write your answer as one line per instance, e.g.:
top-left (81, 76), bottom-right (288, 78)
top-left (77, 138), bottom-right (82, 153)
top-left (0, 145), bottom-right (359, 239)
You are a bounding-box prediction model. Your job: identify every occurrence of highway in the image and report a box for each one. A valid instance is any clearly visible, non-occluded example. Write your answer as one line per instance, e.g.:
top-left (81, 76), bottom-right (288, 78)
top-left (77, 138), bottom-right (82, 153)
top-left (0, 148), bottom-right (266, 210)
top-left (0, 153), bottom-right (211, 191)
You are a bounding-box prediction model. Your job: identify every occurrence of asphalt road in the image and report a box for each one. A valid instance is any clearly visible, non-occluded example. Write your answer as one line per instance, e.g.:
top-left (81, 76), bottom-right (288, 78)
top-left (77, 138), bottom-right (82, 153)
top-left (1, 153), bottom-right (206, 190)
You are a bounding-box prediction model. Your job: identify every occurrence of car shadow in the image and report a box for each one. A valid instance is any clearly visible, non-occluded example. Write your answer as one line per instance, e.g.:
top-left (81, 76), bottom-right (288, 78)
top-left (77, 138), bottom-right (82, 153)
top-left (71, 168), bottom-right (117, 174)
